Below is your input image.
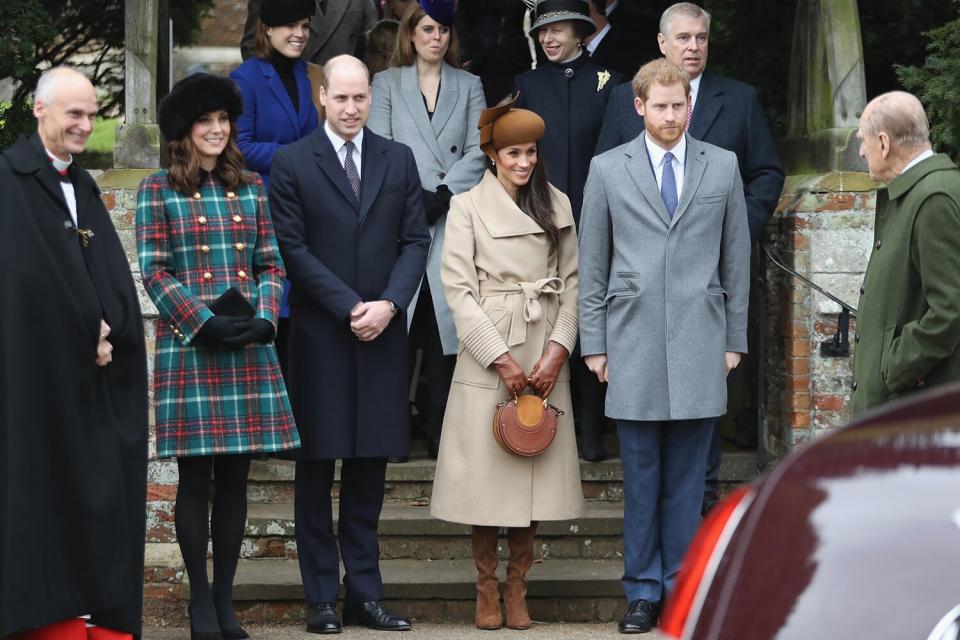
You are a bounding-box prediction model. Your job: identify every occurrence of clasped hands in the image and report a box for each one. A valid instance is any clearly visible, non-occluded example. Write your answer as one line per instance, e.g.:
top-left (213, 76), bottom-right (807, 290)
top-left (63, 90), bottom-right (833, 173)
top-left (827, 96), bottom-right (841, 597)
top-left (96, 319), bottom-right (112, 367)
top-left (584, 351), bottom-right (743, 383)
top-left (493, 341), bottom-right (569, 398)
top-left (350, 300), bottom-right (396, 342)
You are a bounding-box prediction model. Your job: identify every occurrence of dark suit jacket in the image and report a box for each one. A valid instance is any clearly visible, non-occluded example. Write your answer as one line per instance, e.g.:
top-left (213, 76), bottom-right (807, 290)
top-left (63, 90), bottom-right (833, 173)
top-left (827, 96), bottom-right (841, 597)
top-left (241, 0), bottom-right (378, 65)
top-left (269, 127), bottom-right (430, 459)
top-left (595, 71), bottom-right (785, 240)
top-left (230, 56), bottom-right (319, 192)
top-left (589, 25), bottom-right (650, 77)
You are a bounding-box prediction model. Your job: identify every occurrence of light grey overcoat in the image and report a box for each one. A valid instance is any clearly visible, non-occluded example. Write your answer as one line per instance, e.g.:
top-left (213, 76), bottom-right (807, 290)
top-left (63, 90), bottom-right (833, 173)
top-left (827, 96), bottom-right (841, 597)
top-left (578, 133), bottom-right (751, 421)
top-left (369, 62), bottom-right (487, 354)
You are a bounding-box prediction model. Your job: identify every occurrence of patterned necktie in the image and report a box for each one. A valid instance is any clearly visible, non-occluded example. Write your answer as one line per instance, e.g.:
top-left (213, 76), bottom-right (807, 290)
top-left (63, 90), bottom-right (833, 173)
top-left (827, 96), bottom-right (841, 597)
top-left (661, 151), bottom-right (678, 219)
top-left (343, 139), bottom-right (361, 204)
top-left (686, 103), bottom-right (694, 131)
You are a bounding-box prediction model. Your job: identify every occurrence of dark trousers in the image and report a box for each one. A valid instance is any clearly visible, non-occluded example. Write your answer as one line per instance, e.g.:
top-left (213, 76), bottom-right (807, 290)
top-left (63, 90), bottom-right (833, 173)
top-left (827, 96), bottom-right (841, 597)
top-left (408, 283), bottom-right (455, 442)
top-left (618, 418), bottom-right (713, 603)
top-left (703, 416), bottom-right (722, 500)
top-left (294, 457), bottom-right (388, 605)
top-left (570, 345), bottom-right (607, 455)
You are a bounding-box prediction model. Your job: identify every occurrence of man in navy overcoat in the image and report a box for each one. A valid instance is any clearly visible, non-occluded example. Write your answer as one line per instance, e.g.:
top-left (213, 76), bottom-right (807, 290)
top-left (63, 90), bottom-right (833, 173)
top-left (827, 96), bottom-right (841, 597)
top-left (269, 55), bottom-right (430, 633)
top-left (595, 2), bottom-right (785, 512)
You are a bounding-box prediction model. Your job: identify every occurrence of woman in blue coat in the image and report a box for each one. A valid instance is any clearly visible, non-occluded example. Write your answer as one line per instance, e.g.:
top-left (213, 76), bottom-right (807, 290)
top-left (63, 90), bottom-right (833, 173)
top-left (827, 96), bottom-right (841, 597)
top-left (230, 0), bottom-right (319, 373)
top-left (514, 0), bottom-right (621, 461)
top-left (368, 0), bottom-right (486, 458)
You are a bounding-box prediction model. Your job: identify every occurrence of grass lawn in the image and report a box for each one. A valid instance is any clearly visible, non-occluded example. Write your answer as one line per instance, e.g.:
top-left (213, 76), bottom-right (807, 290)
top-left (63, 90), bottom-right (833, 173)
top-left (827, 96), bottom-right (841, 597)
top-left (87, 116), bottom-right (117, 153)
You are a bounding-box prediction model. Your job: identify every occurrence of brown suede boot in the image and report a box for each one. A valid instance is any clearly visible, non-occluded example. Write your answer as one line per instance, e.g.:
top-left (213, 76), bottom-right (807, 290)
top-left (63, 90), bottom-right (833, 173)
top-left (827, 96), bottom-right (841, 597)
top-left (472, 525), bottom-right (503, 630)
top-left (504, 522), bottom-right (538, 630)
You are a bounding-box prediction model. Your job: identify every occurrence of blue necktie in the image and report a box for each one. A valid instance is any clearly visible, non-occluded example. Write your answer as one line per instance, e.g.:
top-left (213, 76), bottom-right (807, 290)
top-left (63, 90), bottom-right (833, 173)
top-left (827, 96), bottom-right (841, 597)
top-left (661, 151), bottom-right (678, 219)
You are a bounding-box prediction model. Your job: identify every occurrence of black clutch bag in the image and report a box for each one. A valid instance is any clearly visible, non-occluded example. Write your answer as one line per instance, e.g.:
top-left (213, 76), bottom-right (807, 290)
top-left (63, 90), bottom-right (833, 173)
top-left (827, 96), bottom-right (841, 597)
top-left (209, 286), bottom-right (256, 318)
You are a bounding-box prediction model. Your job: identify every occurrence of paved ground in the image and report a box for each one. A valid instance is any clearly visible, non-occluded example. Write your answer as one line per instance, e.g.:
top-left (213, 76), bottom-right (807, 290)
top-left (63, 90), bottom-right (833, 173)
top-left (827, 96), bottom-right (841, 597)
top-left (144, 623), bottom-right (664, 639)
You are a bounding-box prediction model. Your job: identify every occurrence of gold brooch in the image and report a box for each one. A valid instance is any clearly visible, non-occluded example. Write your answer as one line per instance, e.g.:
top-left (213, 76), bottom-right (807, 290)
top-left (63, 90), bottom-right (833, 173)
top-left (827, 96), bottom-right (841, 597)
top-left (597, 70), bottom-right (611, 92)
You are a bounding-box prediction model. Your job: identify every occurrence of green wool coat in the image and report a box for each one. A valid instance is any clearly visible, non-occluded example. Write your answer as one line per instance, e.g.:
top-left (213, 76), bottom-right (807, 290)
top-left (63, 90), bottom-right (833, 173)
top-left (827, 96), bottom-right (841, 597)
top-left (852, 154), bottom-right (960, 415)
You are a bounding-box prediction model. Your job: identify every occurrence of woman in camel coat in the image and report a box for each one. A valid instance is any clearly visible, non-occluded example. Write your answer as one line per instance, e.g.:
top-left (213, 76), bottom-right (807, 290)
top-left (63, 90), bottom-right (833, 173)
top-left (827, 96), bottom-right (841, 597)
top-left (431, 97), bottom-right (584, 630)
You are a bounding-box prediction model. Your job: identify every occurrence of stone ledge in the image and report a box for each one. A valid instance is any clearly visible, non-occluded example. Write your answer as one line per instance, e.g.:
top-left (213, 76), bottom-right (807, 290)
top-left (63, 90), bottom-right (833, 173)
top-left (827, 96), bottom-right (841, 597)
top-left (782, 171), bottom-right (882, 196)
top-left (97, 168), bottom-right (156, 190)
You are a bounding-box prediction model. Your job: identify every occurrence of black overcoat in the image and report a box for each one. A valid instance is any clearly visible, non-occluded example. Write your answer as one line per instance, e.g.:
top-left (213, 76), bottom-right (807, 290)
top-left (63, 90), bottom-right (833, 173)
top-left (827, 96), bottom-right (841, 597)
top-left (514, 54), bottom-right (621, 225)
top-left (0, 135), bottom-right (148, 638)
top-left (269, 128), bottom-right (430, 460)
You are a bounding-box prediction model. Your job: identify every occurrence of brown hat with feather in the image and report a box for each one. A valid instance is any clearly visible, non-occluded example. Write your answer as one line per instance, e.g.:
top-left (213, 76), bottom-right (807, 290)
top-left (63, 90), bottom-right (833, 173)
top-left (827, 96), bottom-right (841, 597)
top-left (477, 94), bottom-right (546, 162)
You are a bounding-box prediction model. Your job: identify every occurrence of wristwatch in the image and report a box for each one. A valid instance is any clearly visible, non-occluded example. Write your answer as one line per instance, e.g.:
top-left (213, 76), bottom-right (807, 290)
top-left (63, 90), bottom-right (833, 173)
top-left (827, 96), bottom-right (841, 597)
top-left (388, 301), bottom-right (399, 315)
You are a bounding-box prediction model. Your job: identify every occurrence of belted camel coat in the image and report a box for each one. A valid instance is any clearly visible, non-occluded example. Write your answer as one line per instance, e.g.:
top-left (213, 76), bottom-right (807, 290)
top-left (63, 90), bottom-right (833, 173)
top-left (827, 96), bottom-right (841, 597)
top-left (430, 170), bottom-right (585, 527)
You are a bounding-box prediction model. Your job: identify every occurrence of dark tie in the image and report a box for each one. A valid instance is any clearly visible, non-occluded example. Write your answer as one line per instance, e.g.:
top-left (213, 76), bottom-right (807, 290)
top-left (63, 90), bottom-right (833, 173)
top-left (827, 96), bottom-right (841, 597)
top-left (344, 139), bottom-right (360, 204)
top-left (661, 151), bottom-right (678, 219)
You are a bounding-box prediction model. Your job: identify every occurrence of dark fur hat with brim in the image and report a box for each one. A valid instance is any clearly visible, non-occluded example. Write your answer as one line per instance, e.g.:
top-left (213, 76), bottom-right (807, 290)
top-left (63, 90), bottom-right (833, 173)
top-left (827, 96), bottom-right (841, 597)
top-left (528, 0), bottom-right (595, 37)
top-left (259, 0), bottom-right (315, 27)
top-left (157, 73), bottom-right (243, 142)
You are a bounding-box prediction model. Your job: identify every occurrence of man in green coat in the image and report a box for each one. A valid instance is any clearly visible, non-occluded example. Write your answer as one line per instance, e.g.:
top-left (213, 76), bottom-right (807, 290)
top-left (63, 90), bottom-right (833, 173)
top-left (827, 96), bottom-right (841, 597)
top-left (852, 91), bottom-right (960, 415)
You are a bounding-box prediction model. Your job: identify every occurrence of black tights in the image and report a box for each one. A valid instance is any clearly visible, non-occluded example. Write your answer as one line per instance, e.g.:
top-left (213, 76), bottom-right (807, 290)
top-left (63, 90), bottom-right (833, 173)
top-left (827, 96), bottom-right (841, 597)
top-left (176, 454), bottom-right (251, 633)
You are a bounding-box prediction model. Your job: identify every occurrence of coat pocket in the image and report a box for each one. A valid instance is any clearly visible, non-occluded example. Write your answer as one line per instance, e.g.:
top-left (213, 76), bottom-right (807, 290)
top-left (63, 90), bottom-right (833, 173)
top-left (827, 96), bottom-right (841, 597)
top-left (605, 271), bottom-right (643, 300)
top-left (697, 194), bottom-right (727, 206)
top-left (879, 323), bottom-right (900, 392)
top-left (452, 308), bottom-right (511, 389)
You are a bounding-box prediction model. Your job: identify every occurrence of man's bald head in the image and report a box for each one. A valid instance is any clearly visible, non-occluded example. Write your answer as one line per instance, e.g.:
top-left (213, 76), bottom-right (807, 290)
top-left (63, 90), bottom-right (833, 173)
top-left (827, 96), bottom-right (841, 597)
top-left (857, 91), bottom-right (932, 182)
top-left (33, 66), bottom-right (98, 160)
top-left (860, 91), bottom-right (930, 149)
top-left (319, 55), bottom-right (371, 141)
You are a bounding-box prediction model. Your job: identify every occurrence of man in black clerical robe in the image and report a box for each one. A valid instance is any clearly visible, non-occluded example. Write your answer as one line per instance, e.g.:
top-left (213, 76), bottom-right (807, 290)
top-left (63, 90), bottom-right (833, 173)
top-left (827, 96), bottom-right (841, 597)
top-left (0, 67), bottom-right (148, 640)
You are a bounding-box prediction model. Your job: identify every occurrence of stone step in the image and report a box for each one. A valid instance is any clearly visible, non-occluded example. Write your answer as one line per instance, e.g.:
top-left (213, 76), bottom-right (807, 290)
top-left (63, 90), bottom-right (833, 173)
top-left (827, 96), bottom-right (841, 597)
top-left (244, 452), bottom-right (763, 504)
top-left (241, 502), bottom-right (625, 561)
top-left (183, 557), bottom-right (626, 623)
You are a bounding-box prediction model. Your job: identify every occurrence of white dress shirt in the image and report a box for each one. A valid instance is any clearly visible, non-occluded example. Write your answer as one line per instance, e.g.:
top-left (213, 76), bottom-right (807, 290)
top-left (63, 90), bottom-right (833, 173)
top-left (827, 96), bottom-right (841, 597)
top-left (45, 148), bottom-right (77, 225)
top-left (644, 132), bottom-right (687, 202)
top-left (689, 74), bottom-right (702, 114)
top-left (324, 121), bottom-right (364, 177)
top-left (901, 148), bottom-right (935, 175)
top-left (586, 23), bottom-right (611, 55)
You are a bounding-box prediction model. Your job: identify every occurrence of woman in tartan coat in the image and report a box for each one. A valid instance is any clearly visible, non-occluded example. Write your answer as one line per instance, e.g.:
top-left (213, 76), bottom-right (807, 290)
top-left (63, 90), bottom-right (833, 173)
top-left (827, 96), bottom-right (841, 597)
top-left (136, 73), bottom-right (299, 640)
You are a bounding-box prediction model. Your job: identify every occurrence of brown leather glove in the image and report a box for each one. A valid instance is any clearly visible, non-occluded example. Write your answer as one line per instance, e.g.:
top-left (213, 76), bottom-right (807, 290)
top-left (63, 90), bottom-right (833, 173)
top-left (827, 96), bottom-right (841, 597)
top-left (529, 341), bottom-right (569, 398)
top-left (492, 352), bottom-right (527, 395)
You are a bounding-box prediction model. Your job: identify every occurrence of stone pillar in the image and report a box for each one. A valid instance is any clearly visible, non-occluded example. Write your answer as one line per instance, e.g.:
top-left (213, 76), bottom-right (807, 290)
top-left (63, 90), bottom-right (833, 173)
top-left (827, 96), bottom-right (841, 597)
top-left (114, 0), bottom-right (160, 169)
top-left (766, 0), bottom-right (874, 452)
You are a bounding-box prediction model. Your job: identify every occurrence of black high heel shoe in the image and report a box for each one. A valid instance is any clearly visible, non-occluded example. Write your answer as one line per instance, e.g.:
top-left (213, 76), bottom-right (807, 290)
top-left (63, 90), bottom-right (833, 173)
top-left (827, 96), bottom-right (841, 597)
top-left (187, 604), bottom-right (224, 640)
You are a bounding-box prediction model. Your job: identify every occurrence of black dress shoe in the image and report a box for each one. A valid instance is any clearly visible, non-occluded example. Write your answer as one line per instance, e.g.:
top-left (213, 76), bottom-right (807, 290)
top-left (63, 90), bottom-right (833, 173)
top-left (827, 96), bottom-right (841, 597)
top-left (388, 456), bottom-right (409, 463)
top-left (702, 493), bottom-right (720, 518)
top-left (306, 602), bottom-right (342, 634)
top-left (343, 600), bottom-right (411, 631)
top-left (220, 627), bottom-right (249, 640)
top-left (618, 599), bottom-right (659, 634)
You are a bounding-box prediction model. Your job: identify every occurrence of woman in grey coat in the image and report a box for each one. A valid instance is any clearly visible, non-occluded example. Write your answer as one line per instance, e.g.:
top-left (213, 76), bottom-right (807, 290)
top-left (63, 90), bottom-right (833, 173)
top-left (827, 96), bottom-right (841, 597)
top-left (368, 0), bottom-right (486, 457)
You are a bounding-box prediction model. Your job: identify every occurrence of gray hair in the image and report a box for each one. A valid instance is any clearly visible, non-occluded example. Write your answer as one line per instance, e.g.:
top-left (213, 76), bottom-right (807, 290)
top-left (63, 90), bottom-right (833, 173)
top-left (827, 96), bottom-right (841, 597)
top-left (33, 66), bottom-right (88, 104)
top-left (659, 2), bottom-right (711, 36)
top-left (861, 91), bottom-right (930, 149)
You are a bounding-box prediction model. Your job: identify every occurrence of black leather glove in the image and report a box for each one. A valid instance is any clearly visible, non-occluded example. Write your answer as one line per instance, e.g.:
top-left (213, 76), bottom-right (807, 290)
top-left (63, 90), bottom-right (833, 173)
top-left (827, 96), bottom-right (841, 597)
top-left (222, 318), bottom-right (275, 346)
top-left (196, 315), bottom-right (247, 346)
top-left (421, 184), bottom-right (453, 225)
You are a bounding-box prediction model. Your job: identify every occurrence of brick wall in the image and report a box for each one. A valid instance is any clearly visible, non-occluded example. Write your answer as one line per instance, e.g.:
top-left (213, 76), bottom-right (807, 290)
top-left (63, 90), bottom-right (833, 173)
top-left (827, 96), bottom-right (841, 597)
top-left (196, 0), bottom-right (248, 49)
top-left (765, 172), bottom-right (881, 452)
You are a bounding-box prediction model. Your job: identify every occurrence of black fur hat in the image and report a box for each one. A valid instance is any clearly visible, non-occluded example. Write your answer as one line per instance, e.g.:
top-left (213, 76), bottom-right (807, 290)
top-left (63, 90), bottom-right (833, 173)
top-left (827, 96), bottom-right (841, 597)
top-left (157, 73), bottom-right (244, 142)
top-left (259, 0), bottom-right (316, 27)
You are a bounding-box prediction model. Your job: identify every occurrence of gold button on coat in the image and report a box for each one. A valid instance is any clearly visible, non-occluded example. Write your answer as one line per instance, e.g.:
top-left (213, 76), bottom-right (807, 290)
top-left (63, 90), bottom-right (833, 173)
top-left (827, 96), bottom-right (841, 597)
top-left (198, 216), bottom-right (207, 224)
top-left (226, 191), bottom-right (236, 198)
top-left (235, 242), bottom-right (245, 251)
top-left (201, 244), bottom-right (210, 253)
top-left (232, 215), bottom-right (242, 223)
top-left (192, 192), bottom-right (201, 199)
top-left (203, 271), bottom-right (212, 280)
top-left (237, 270), bottom-right (247, 279)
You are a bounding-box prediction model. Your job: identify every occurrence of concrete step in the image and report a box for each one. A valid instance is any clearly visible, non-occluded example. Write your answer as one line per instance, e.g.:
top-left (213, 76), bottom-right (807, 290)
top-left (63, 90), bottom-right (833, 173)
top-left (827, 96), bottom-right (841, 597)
top-left (183, 557), bottom-right (626, 623)
top-left (241, 502), bottom-right (625, 561)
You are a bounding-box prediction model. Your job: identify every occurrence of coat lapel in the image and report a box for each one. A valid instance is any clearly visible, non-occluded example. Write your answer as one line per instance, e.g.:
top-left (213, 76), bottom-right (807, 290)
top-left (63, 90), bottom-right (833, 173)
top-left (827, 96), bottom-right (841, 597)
top-left (399, 64), bottom-right (445, 166)
top-left (359, 131), bottom-right (387, 224)
top-left (472, 171), bottom-right (546, 238)
top-left (308, 0), bottom-right (348, 61)
top-left (258, 58), bottom-right (300, 133)
top-left (431, 63), bottom-right (459, 139)
top-left (623, 134), bottom-right (671, 227)
top-left (671, 135), bottom-right (707, 226)
top-left (689, 72), bottom-right (722, 139)
top-left (312, 128), bottom-right (360, 213)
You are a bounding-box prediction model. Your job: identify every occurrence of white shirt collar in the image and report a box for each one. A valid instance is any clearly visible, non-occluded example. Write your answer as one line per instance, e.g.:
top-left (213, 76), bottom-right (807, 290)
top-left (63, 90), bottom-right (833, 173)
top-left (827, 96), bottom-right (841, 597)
top-left (324, 120), bottom-right (364, 157)
top-left (689, 74), bottom-right (702, 111)
top-left (644, 132), bottom-right (686, 170)
top-left (586, 23), bottom-right (612, 55)
top-left (44, 147), bottom-right (73, 173)
top-left (901, 148), bottom-right (934, 175)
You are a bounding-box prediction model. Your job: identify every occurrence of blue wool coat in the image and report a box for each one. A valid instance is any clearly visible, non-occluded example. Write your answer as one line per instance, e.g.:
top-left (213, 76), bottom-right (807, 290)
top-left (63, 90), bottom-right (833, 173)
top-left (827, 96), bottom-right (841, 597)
top-left (230, 56), bottom-right (319, 192)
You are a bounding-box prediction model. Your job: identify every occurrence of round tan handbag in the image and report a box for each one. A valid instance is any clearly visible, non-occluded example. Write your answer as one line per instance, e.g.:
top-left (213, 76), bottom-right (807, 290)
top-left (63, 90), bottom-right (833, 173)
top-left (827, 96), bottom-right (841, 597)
top-left (492, 389), bottom-right (564, 457)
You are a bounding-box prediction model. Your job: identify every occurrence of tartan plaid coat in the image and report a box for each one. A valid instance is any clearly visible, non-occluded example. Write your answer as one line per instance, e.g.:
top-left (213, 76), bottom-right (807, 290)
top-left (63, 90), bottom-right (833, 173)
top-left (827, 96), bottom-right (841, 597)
top-left (136, 170), bottom-right (300, 458)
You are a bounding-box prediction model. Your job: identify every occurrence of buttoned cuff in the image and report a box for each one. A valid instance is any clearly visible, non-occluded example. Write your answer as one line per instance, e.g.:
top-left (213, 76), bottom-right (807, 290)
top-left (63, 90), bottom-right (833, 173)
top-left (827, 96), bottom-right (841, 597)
top-left (461, 319), bottom-right (510, 369)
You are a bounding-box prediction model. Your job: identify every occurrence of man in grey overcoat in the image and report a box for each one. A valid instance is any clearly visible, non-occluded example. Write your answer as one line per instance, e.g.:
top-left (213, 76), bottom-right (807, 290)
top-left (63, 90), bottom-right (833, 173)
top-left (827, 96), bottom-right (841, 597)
top-left (578, 58), bottom-right (750, 634)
